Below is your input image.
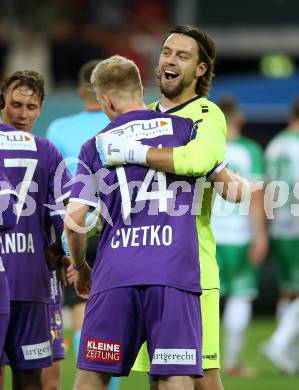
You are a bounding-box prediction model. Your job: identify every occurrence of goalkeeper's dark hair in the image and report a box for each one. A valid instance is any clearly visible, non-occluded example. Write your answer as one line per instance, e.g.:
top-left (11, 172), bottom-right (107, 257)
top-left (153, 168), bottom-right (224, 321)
top-left (162, 25), bottom-right (216, 97)
top-left (0, 70), bottom-right (45, 109)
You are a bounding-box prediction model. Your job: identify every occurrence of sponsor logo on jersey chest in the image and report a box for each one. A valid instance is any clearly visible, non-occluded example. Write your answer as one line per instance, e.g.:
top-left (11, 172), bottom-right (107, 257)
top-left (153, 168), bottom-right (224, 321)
top-left (0, 131), bottom-right (37, 151)
top-left (104, 118), bottom-right (174, 141)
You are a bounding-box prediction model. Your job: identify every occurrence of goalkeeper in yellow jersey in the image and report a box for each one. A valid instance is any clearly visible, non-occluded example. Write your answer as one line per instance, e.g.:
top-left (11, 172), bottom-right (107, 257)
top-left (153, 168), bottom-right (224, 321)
top-left (97, 25), bottom-right (252, 390)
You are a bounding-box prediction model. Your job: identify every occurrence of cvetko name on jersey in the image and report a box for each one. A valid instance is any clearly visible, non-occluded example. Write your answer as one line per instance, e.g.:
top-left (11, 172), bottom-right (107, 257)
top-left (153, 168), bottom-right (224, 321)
top-left (0, 233), bottom-right (35, 254)
top-left (111, 224), bottom-right (172, 248)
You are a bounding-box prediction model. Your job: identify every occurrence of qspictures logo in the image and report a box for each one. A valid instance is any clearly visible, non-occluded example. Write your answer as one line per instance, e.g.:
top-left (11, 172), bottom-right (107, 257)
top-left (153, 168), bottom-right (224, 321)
top-left (85, 338), bottom-right (122, 364)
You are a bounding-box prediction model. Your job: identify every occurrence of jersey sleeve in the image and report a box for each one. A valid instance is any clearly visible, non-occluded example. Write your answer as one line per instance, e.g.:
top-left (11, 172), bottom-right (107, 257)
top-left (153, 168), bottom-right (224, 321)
top-left (69, 142), bottom-right (99, 208)
top-left (47, 192), bottom-right (65, 236)
top-left (47, 140), bottom-right (72, 204)
top-left (173, 104), bottom-right (227, 177)
top-left (206, 160), bottom-right (228, 181)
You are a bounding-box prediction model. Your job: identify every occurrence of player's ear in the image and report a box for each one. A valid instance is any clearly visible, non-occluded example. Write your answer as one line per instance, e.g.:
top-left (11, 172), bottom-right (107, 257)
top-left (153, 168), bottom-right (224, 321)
top-left (196, 62), bottom-right (208, 78)
top-left (101, 95), bottom-right (111, 107)
top-left (101, 95), bottom-right (112, 110)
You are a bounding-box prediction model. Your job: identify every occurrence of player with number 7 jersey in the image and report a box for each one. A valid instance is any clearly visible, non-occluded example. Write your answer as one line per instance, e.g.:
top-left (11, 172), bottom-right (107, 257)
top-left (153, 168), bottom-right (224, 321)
top-left (0, 168), bottom-right (17, 361)
top-left (0, 123), bottom-right (71, 302)
top-left (0, 123), bottom-right (71, 369)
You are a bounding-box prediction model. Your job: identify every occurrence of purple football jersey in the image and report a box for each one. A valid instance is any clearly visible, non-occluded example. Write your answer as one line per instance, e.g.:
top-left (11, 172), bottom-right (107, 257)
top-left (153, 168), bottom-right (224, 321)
top-left (70, 110), bottom-right (201, 295)
top-left (0, 169), bottom-right (16, 314)
top-left (0, 124), bottom-right (71, 303)
top-left (44, 193), bottom-right (64, 306)
top-left (0, 169), bottom-right (17, 232)
top-left (0, 251), bottom-right (10, 314)
top-left (44, 200), bottom-right (64, 359)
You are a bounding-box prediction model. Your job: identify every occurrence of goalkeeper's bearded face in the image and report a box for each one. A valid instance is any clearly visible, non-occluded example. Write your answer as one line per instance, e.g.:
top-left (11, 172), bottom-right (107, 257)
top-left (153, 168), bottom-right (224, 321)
top-left (158, 33), bottom-right (200, 100)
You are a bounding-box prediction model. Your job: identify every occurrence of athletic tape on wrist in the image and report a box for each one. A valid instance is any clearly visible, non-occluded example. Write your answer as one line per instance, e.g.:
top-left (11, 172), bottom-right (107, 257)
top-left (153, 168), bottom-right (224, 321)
top-left (126, 143), bottom-right (150, 165)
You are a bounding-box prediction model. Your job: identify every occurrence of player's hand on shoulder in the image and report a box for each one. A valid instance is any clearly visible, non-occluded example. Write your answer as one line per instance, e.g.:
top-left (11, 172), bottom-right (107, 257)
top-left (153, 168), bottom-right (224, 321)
top-left (96, 133), bottom-right (127, 166)
top-left (95, 133), bottom-right (150, 166)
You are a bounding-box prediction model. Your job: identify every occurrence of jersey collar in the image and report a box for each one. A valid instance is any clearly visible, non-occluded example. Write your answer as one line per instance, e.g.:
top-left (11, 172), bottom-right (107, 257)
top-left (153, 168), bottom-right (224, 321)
top-left (155, 95), bottom-right (202, 114)
top-left (0, 123), bottom-right (17, 132)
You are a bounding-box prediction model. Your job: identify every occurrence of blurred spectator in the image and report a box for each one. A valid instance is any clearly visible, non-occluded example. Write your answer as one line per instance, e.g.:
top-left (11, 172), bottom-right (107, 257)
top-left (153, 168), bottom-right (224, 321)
top-left (261, 98), bottom-right (299, 373)
top-left (212, 96), bottom-right (267, 377)
top-left (264, 97), bottom-right (299, 319)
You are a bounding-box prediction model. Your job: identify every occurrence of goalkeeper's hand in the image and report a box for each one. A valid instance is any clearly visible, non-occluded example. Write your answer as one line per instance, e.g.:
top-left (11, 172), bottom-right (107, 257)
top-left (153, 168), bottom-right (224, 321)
top-left (95, 133), bottom-right (150, 167)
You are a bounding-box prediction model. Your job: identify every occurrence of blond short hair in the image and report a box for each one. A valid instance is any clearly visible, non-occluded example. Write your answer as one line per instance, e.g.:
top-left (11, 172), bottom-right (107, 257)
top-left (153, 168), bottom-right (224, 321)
top-left (90, 55), bottom-right (143, 102)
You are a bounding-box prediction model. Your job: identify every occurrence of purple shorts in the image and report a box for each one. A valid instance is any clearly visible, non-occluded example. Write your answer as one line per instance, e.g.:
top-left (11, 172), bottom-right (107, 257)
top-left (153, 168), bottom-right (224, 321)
top-left (77, 286), bottom-right (202, 377)
top-left (0, 313), bottom-right (9, 362)
top-left (49, 303), bottom-right (65, 360)
top-left (2, 302), bottom-right (52, 370)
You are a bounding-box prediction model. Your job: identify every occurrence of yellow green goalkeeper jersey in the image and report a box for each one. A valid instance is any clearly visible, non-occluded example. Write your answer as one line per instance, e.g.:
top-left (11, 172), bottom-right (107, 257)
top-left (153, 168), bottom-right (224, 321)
top-left (149, 96), bottom-right (227, 289)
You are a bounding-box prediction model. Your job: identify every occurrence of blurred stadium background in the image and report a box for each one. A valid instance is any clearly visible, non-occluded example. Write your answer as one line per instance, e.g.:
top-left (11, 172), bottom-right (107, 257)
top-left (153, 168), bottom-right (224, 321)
top-left (1, 0), bottom-right (299, 388)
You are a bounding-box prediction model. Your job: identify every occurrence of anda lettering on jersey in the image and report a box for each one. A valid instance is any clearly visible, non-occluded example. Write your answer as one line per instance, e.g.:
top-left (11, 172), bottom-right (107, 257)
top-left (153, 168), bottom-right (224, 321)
top-left (0, 232), bottom-right (35, 254)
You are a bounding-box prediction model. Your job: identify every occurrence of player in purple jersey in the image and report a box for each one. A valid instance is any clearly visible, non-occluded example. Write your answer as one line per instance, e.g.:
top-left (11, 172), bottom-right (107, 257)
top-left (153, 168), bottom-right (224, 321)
top-left (0, 169), bottom-right (17, 232)
top-left (0, 169), bottom-right (17, 373)
top-left (65, 55), bottom-right (203, 390)
top-left (0, 169), bottom-right (17, 390)
top-left (0, 71), bottom-right (71, 390)
top-left (42, 198), bottom-right (68, 390)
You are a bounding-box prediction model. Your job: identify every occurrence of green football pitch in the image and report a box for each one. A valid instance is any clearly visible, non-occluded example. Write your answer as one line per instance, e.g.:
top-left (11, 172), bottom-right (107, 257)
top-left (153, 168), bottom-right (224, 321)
top-left (4, 317), bottom-right (298, 389)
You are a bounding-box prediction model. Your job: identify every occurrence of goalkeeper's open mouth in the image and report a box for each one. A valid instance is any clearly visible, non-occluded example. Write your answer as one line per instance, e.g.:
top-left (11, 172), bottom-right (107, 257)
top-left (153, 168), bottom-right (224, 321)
top-left (163, 69), bottom-right (179, 81)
